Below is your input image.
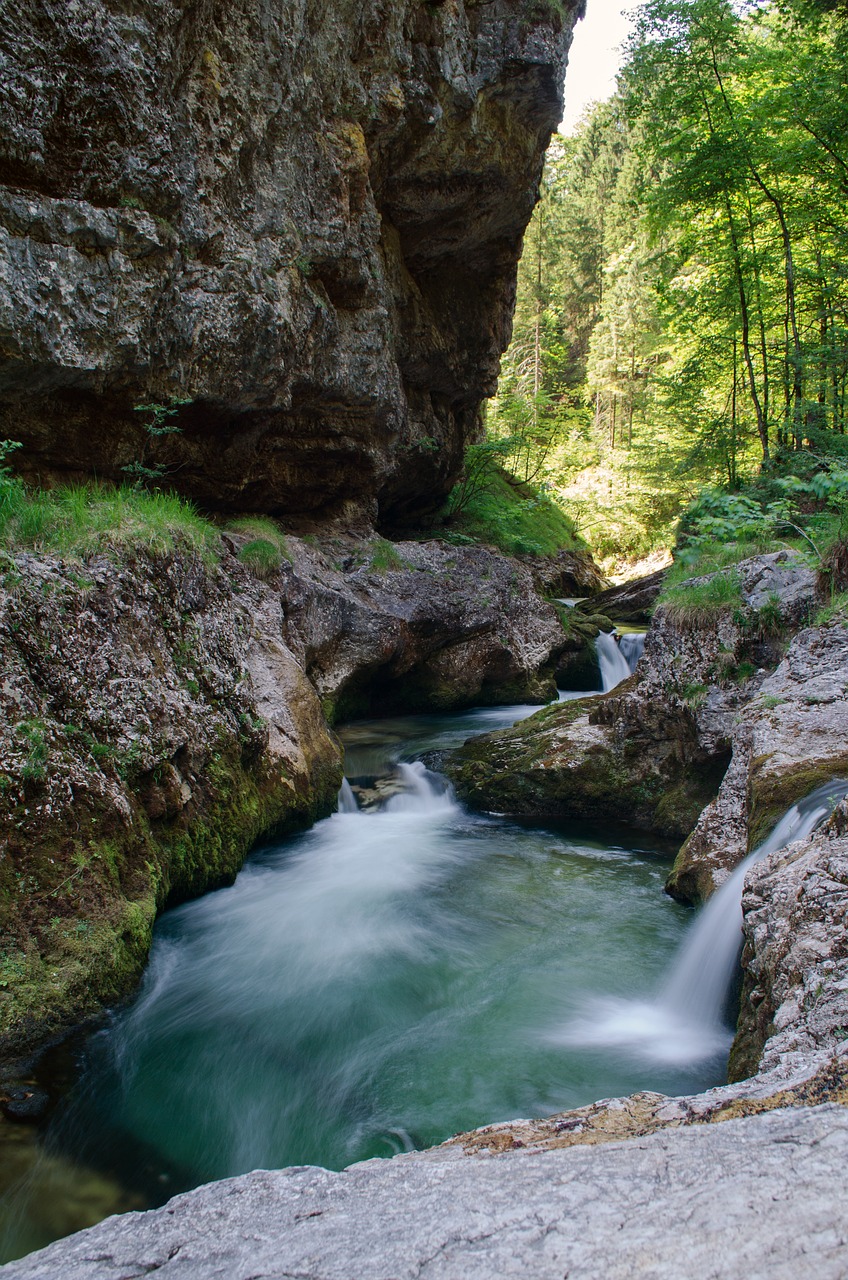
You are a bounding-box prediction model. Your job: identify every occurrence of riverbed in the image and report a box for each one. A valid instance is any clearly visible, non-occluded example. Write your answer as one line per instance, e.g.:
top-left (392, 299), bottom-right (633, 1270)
top-left (0, 695), bottom-right (729, 1263)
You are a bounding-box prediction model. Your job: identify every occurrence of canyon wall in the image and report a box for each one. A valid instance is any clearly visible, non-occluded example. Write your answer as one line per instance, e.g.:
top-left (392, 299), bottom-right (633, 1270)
top-left (0, 0), bottom-right (580, 524)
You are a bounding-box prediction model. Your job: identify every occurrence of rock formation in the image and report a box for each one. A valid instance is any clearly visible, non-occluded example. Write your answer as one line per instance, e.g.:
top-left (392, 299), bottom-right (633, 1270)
top-left (447, 551), bottom-right (821, 854)
top-left (0, 530), bottom-right (576, 1058)
top-left (4, 1105), bottom-right (847, 1278)
top-left (0, 0), bottom-right (580, 524)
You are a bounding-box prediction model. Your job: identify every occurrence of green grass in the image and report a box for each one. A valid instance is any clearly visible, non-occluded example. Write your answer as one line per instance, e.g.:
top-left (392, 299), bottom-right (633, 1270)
top-left (446, 468), bottom-right (584, 558)
top-left (0, 475), bottom-right (218, 561)
top-left (227, 516), bottom-right (292, 578)
top-left (369, 537), bottom-right (407, 572)
top-left (660, 568), bottom-right (744, 626)
top-left (813, 589), bottom-right (848, 627)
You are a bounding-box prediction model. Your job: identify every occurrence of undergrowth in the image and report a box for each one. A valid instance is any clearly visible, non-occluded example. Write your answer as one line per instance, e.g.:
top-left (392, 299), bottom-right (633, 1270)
top-left (0, 450), bottom-right (218, 561)
top-left (445, 467), bottom-right (584, 558)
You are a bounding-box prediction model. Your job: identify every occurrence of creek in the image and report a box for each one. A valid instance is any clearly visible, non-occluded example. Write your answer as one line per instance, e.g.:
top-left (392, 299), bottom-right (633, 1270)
top-left (0, 636), bottom-right (732, 1264)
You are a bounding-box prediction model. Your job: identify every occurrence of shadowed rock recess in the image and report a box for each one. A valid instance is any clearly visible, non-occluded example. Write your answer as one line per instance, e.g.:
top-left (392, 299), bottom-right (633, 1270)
top-left (0, 0), bottom-right (580, 523)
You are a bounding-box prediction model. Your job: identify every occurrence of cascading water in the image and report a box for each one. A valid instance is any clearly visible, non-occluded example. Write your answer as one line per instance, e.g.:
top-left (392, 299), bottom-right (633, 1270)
top-left (337, 778), bottom-right (359, 813)
top-left (619, 631), bottom-right (646, 672)
top-left (595, 630), bottom-right (644, 692)
top-left (1, 703), bottom-right (705, 1264)
top-left (560, 778), bottom-right (848, 1065)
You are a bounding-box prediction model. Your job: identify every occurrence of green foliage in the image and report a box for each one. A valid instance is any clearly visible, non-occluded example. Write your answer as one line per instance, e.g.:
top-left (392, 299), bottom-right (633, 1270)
top-left (229, 516), bottom-right (292, 578)
top-left (369, 537), bottom-right (407, 572)
top-left (123, 398), bottom-right (191, 489)
top-left (0, 463), bottom-right (218, 561)
top-left (491, 0), bottom-right (848, 568)
top-left (447, 465), bottom-right (583, 557)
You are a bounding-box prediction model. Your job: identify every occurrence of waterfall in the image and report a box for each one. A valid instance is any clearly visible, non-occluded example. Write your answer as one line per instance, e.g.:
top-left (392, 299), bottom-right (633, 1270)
top-left (659, 779), bottom-right (848, 1030)
top-left (618, 631), bottom-right (645, 672)
top-left (559, 778), bottom-right (848, 1065)
top-left (337, 778), bottom-right (359, 813)
top-left (595, 630), bottom-right (641, 692)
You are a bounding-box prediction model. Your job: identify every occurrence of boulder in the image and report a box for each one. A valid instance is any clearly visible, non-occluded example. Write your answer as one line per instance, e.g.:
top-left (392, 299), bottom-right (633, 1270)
top-left (577, 565), bottom-right (667, 623)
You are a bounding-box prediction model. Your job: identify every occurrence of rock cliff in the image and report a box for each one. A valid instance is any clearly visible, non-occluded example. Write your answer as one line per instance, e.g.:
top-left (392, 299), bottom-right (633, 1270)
top-left (0, 0), bottom-right (580, 524)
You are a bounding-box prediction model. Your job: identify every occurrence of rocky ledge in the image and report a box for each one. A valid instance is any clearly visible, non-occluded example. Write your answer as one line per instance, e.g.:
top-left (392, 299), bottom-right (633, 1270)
top-left (0, 530), bottom-right (580, 1059)
top-left (3, 1104), bottom-right (847, 1279)
top-left (446, 551), bottom-right (826, 860)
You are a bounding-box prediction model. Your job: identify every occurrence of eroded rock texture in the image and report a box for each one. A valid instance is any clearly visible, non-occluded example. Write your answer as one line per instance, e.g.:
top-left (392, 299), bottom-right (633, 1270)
top-left (0, 0), bottom-right (579, 523)
top-left (4, 1105), bottom-right (848, 1279)
top-left (447, 551), bottom-right (821, 866)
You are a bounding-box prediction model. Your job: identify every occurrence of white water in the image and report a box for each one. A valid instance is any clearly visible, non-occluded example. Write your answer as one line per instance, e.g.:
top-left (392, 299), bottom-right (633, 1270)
top-left (337, 778), bottom-right (359, 813)
top-left (595, 630), bottom-right (643, 692)
top-left (559, 778), bottom-right (848, 1065)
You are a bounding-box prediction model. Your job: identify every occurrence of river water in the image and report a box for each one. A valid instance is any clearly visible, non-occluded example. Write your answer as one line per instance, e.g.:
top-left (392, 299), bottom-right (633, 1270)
top-left (2, 669), bottom-right (734, 1264)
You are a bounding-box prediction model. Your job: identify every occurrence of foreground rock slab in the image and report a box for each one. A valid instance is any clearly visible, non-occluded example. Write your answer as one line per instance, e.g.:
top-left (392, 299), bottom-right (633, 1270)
top-left (4, 1105), bottom-right (847, 1279)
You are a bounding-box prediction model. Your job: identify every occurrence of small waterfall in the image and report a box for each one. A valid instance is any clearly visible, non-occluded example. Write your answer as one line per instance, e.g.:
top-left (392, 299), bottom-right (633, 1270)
top-left (559, 778), bottom-right (848, 1065)
top-left (660, 779), bottom-right (848, 1029)
top-left (595, 631), bottom-right (635, 692)
top-left (618, 631), bottom-right (645, 673)
top-left (337, 778), bottom-right (359, 813)
top-left (383, 761), bottom-right (454, 814)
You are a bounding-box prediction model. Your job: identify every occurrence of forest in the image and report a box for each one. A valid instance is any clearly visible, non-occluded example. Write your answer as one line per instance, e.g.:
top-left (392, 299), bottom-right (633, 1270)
top-left (473, 0), bottom-right (848, 572)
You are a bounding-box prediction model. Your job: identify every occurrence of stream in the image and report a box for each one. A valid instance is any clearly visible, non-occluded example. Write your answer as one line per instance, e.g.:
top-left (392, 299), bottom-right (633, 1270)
top-left (0, 636), bottom-right (734, 1263)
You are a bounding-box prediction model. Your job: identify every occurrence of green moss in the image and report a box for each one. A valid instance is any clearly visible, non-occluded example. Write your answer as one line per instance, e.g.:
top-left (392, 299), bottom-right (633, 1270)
top-left (0, 735), bottom-right (342, 1058)
top-left (749, 761), bottom-right (848, 851)
top-left (445, 468), bottom-right (584, 558)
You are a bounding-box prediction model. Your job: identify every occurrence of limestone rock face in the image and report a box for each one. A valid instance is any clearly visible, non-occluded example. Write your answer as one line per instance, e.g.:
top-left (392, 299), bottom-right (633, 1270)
top-left (4, 1105), bottom-right (848, 1279)
top-left (731, 807), bottom-right (848, 1081)
top-left (0, 540), bottom-right (343, 1057)
top-left (0, 0), bottom-right (578, 522)
top-left (276, 535), bottom-right (573, 717)
top-left (667, 621), bottom-right (848, 903)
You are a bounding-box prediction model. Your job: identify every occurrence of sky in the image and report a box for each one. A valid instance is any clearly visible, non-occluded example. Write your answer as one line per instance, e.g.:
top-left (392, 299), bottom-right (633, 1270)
top-left (559, 0), bottom-right (637, 134)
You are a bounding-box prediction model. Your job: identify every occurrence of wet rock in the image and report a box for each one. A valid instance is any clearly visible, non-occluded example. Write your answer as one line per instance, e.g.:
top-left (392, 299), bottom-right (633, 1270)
top-left (447, 551), bottom-right (826, 865)
top-left (667, 621), bottom-right (848, 903)
top-left (0, 540), bottom-right (343, 1060)
top-left (5, 1106), bottom-right (848, 1279)
top-left (0, 529), bottom-right (573, 1058)
top-left (0, 1084), bottom-right (49, 1122)
top-left (731, 810), bottom-right (848, 1083)
top-left (0, 0), bottom-right (579, 524)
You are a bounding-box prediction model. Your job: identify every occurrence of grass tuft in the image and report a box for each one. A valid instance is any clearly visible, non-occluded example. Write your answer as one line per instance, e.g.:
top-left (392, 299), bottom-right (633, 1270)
top-left (228, 516), bottom-right (292, 578)
top-left (0, 473), bottom-right (219, 561)
top-left (369, 537), bottom-right (407, 572)
top-left (660, 568), bottom-right (744, 627)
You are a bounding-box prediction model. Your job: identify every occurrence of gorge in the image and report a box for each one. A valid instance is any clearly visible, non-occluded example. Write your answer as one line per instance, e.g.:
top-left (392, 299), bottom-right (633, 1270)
top-left (2, 0), bottom-right (848, 1275)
